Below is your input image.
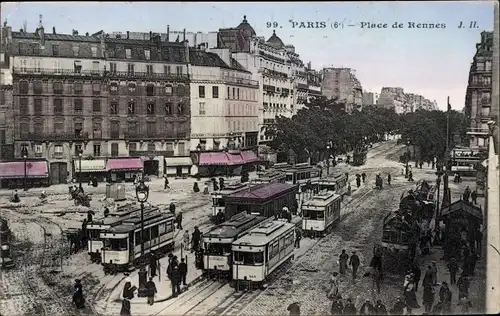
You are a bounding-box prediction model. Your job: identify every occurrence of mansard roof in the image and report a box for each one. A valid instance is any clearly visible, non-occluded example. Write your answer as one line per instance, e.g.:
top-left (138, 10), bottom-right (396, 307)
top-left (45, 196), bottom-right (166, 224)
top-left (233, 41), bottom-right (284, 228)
top-left (12, 31), bottom-right (100, 42)
top-left (189, 49), bottom-right (250, 73)
top-left (235, 15), bottom-right (256, 37)
top-left (266, 30), bottom-right (285, 49)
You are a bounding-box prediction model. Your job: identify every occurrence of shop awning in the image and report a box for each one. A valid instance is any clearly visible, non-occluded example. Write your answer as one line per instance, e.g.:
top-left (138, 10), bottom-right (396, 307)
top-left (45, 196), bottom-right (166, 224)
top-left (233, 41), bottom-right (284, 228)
top-left (165, 157), bottom-right (193, 167)
top-left (0, 161), bottom-right (49, 179)
top-left (199, 152), bottom-right (230, 166)
top-left (227, 153), bottom-right (243, 165)
top-left (241, 150), bottom-right (259, 163)
top-left (75, 159), bottom-right (106, 173)
top-left (107, 158), bottom-right (143, 171)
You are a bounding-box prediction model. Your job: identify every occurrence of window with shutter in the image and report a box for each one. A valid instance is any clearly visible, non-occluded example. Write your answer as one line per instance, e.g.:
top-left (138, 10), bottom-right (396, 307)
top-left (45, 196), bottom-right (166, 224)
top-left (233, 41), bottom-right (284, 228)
top-left (53, 99), bottom-right (63, 114)
top-left (20, 98), bottom-right (29, 115)
top-left (34, 99), bottom-right (43, 114)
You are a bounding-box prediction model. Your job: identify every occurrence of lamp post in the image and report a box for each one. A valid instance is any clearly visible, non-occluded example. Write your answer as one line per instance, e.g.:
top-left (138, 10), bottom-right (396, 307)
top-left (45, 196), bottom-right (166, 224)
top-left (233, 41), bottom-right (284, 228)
top-left (435, 170), bottom-right (443, 218)
top-left (21, 147), bottom-right (28, 191)
top-left (135, 180), bottom-right (149, 297)
top-left (326, 144), bottom-right (331, 176)
top-left (78, 149), bottom-right (83, 190)
top-left (405, 141), bottom-right (410, 178)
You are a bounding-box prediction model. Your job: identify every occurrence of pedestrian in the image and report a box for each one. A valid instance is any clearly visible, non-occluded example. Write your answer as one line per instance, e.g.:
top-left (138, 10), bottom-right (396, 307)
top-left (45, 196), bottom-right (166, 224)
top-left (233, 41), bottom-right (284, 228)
top-left (176, 211), bottom-right (183, 229)
top-left (182, 230), bottom-right (190, 252)
top-left (359, 299), bottom-right (375, 315)
top-left (103, 206), bottom-right (110, 218)
top-left (419, 161), bottom-right (423, 169)
top-left (193, 182), bottom-right (200, 193)
top-left (145, 277), bottom-right (157, 305)
top-left (412, 263), bottom-right (421, 291)
top-left (408, 170), bottom-right (413, 181)
top-left (401, 168), bottom-right (404, 175)
top-left (423, 265), bottom-right (433, 288)
top-left (164, 176), bottom-right (170, 190)
top-left (447, 258), bottom-right (458, 285)
top-left (349, 251), bottom-right (360, 280)
top-left (374, 299), bottom-right (387, 315)
top-left (330, 297), bottom-right (344, 315)
top-left (328, 272), bottom-right (339, 299)
top-left (439, 281), bottom-right (452, 313)
top-left (431, 261), bottom-right (438, 285)
top-left (356, 174), bottom-right (361, 188)
top-left (463, 186), bottom-right (471, 202)
top-left (343, 298), bottom-right (356, 315)
top-left (169, 202), bottom-right (176, 215)
top-left (404, 279), bottom-right (420, 312)
top-left (120, 280), bottom-right (135, 316)
top-left (287, 302), bottom-right (301, 316)
top-left (457, 273), bottom-right (470, 300)
top-left (387, 173), bottom-right (391, 185)
top-left (192, 226), bottom-right (202, 252)
top-left (361, 172), bottom-right (366, 183)
top-left (179, 257), bottom-right (188, 286)
top-left (216, 209), bottom-right (225, 224)
top-left (347, 183), bottom-right (352, 195)
top-left (471, 190), bottom-right (477, 204)
top-left (73, 279), bottom-right (84, 309)
top-left (422, 284), bottom-right (435, 313)
top-left (149, 252), bottom-right (158, 278)
top-left (170, 265), bottom-right (181, 297)
top-left (390, 296), bottom-right (407, 315)
top-left (294, 227), bottom-right (302, 248)
top-left (338, 250), bottom-right (349, 275)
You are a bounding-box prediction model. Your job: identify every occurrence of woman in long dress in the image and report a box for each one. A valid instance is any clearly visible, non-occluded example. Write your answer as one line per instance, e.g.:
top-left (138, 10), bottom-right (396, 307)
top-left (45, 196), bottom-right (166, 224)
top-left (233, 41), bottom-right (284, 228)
top-left (404, 279), bottom-right (420, 313)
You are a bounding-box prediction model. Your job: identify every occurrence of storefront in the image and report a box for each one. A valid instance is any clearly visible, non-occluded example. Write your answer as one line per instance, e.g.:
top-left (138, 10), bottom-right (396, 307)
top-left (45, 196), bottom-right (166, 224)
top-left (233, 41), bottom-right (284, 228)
top-left (164, 157), bottom-right (192, 178)
top-left (106, 158), bottom-right (143, 183)
top-left (194, 150), bottom-right (260, 177)
top-left (0, 160), bottom-right (50, 189)
top-left (73, 159), bottom-right (107, 182)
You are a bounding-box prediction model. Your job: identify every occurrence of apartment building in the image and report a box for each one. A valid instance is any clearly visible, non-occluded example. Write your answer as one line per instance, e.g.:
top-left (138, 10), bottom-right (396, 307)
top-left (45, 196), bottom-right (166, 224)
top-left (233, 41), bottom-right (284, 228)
top-left (321, 68), bottom-right (363, 112)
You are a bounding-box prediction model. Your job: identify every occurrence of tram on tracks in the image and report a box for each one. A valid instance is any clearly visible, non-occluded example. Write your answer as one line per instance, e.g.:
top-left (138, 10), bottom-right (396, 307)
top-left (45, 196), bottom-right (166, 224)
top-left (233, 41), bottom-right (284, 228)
top-left (100, 212), bottom-right (175, 272)
top-left (273, 163), bottom-right (321, 189)
top-left (231, 219), bottom-right (296, 288)
top-left (301, 191), bottom-right (342, 237)
top-left (253, 170), bottom-right (287, 185)
top-left (211, 183), bottom-right (251, 222)
top-left (448, 147), bottom-right (485, 176)
top-left (86, 204), bottom-right (160, 261)
top-left (224, 182), bottom-right (297, 219)
top-left (317, 172), bottom-right (348, 195)
top-left (202, 213), bottom-right (273, 278)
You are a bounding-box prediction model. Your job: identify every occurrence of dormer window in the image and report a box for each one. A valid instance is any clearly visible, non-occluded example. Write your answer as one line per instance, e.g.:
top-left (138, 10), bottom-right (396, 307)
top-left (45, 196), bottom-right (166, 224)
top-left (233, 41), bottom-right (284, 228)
top-left (126, 49), bottom-right (132, 59)
top-left (145, 50), bottom-right (150, 60)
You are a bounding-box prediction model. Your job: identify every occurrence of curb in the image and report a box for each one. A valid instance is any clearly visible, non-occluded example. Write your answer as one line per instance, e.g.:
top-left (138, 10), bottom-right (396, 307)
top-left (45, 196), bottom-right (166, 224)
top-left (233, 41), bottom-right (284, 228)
top-left (117, 274), bottom-right (206, 305)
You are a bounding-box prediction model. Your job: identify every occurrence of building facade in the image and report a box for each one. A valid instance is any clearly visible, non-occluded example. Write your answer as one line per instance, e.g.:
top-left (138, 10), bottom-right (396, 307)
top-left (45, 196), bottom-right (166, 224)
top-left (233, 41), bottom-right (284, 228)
top-left (1, 24), bottom-right (14, 161)
top-left (464, 31), bottom-right (494, 149)
top-left (189, 48), bottom-right (259, 152)
top-left (306, 63), bottom-right (322, 102)
top-left (321, 68), bottom-right (363, 112)
top-left (362, 91), bottom-right (374, 106)
top-left (377, 87), bottom-right (406, 114)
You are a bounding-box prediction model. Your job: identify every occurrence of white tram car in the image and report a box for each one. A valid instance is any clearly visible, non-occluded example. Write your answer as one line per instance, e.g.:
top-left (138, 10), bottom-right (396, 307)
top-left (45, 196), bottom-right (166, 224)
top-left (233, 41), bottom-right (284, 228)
top-left (301, 191), bottom-right (341, 237)
top-left (317, 172), bottom-right (348, 195)
top-left (252, 170), bottom-right (287, 185)
top-left (203, 213), bottom-right (272, 278)
top-left (86, 204), bottom-right (158, 259)
top-left (211, 183), bottom-right (251, 222)
top-left (100, 212), bottom-right (175, 272)
top-left (232, 220), bottom-right (296, 286)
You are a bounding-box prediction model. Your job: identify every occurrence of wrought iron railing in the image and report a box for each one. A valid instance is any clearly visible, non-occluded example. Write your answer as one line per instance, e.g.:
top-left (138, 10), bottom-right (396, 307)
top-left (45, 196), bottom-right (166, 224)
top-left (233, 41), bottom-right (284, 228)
top-left (20, 132), bottom-right (90, 141)
top-left (107, 71), bottom-right (189, 80)
top-left (14, 67), bottom-right (104, 76)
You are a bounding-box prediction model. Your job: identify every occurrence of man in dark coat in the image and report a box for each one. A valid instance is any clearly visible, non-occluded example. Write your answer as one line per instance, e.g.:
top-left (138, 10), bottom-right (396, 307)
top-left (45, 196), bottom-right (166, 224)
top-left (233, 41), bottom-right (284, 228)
top-left (149, 252), bottom-right (158, 278)
top-left (439, 281), bottom-right (452, 313)
top-left (343, 298), bottom-right (357, 315)
top-left (447, 257), bottom-right (459, 284)
top-left (179, 257), bottom-right (188, 286)
top-left (361, 172), bottom-right (366, 183)
top-left (176, 211), bottom-right (183, 230)
top-left (330, 297), bottom-right (344, 315)
top-left (471, 190), bottom-right (477, 204)
top-left (338, 249), bottom-right (349, 275)
top-left (145, 277), bottom-right (157, 305)
top-left (294, 227), bottom-right (302, 248)
top-left (164, 177), bottom-right (170, 190)
top-left (170, 266), bottom-right (181, 297)
top-left (422, 284), bottom-right (435, 313)
top-left (412, 263), bottom-right (422, 291)
top-left (390, 296), bottom-right (407, 315)
top-left (374, 300), bottom-right (387, 315)
top-left (169, 202), bottom-right (176, 215)
top-left (356, 174), bottom-right (361, 188)
top-left (422, 265), bottom-right (433, 289)
top-left (387, 173), bottom-right (391, 185)
top-left (349, 251), bottom-right (360, 280)
top-left (73, 279), bottom-right (84, 309)
top-left (359, 299), bottom-right (375, 315)
top-left (287, 302), bottom-right (301, 316)
top-left (457, 274), bottom-right (470, 300)
top-left (192, 226), bottom-right (202, 252)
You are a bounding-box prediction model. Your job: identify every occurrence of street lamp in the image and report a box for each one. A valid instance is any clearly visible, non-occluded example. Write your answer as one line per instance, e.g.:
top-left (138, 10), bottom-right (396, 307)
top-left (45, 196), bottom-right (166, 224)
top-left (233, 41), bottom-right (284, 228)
top-left (326, 144), bottom-right (331, 176)
top-left (435, 170), bottom-right (443, 218)
top-left (135, 180), bottom-right (149, 298)
top-left (78, 149), bottom-right (83, 190)
top-left (21, 147), bottom-right (28, 191)
top-left (405, 141), bottom-right (410, 178)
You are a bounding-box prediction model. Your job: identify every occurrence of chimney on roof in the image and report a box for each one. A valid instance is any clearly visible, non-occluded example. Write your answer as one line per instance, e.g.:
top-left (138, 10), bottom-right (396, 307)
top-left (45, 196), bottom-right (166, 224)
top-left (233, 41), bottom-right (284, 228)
top-left (116, 34), bottom-right (121, 39)
top-left (166, 25), bottom-right (170, 42)
top-left (72, 29), bottom-right (78, 36)
top-left (85, 32), bottom-right (89, 36)
top-left (183, 28), bottom-right (186, 42)
top-left (184, 40), bottom-right (190, 63)
top-left (127, 31), bottom-right (130, 39)
top-left (52, 27), bottom-right (56, 34)
top-left (149, 31), bottom-right (153, 41)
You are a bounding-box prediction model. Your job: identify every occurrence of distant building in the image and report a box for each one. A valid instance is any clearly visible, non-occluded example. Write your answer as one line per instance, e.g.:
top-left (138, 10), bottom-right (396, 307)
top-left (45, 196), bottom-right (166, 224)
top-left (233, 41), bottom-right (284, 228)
top-left (362, 91), bottom-right (374, 106)
top-left (377, 87), bottom-right (436, 114)
top-left (464, 31), bottom-right (494, 150)
top-left (321, 68), bottom-right (362, 113)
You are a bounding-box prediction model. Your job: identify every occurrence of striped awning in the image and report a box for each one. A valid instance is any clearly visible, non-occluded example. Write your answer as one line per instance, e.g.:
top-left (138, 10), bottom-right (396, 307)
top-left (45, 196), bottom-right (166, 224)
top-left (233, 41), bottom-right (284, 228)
top-left (165, 157), bottom-right (193, 167)
top-left (74, 159), bottom-right (106, 173)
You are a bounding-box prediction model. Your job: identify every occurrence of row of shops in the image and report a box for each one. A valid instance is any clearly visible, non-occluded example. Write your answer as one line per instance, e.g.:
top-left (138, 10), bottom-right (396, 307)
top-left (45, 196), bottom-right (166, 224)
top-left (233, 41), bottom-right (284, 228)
top-left (0, 150), bottom-right (260, 188)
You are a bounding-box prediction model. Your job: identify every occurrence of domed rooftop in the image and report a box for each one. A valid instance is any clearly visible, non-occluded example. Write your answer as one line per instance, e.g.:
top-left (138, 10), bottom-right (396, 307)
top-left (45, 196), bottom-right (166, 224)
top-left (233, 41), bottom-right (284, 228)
top-left (236, 15), bottom-right (256, 37)
top-left (266, 30), bottom-right (284, 49)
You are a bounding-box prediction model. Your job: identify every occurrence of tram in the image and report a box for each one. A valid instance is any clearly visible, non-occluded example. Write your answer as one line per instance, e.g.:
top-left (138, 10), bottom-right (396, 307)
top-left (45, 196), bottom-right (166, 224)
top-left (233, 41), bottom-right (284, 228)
top-left (86, 204), bottom-right (159, 260)
top-left (273, 163), bottom-right (321, 189)
top-left (202, 213), bottom-right (272, 278)
top-left (100, 212), bottom-right (175, 272)
top-left (301, 191), bottom-right (342, 237)
top-left (253, 170), bottom-right (287, 185)
top-left (211, 183), bottom-right (252, 222)
top-left (448, 147), bottom-right (485, 176)
top-left (317, 172), bottom-right (348, 195)
top-left (232, 220), bottom-right (296, 287)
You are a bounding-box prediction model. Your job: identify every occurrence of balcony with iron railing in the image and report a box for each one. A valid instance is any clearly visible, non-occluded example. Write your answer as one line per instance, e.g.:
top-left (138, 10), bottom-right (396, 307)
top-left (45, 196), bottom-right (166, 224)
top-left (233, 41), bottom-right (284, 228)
top-left (20, 132), bottom-right (90, 141)
top-left (106, 71), bottom-right (189, 81)
top-left (124, 132), bottom-right (188, 140)
top-left (468, 81), bottom-right (493, 89)
top-left (14, 67), bottom-right (105, 77)
top-left (221, 75), bottom-right (259, 87)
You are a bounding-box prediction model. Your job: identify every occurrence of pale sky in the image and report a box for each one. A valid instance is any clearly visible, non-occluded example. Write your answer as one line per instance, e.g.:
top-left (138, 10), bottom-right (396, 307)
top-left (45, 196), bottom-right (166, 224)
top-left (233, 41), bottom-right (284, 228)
top-left (1, 1), bottom-right (495, 110)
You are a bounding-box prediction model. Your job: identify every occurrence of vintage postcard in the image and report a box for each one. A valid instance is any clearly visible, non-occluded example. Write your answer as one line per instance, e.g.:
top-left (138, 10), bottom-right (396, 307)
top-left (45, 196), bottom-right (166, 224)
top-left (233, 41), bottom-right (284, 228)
top-left (0, 1), bottom-right (498, 316)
